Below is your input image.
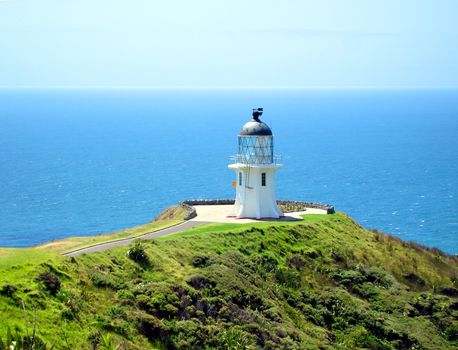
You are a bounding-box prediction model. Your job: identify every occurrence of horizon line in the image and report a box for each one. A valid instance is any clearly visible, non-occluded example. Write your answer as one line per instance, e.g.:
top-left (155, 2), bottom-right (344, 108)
top-left (0, 85), bottom-right (458, 90)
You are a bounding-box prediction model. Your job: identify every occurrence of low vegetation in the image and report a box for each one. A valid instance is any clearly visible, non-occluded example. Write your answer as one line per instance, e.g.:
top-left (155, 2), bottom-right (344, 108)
top-left (0, 212), bottom-right (456, 349)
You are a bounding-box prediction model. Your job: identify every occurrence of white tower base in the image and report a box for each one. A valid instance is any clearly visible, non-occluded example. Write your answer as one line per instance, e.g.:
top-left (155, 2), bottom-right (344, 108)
top-left (228, 163), bottom-right (283, 219)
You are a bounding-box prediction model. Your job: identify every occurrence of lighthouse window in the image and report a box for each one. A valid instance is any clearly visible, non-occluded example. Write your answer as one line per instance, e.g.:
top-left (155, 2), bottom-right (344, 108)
top-left (261, 173), bottom-right (266, 186)
top-left (239, 172), bottom-right (242, 186)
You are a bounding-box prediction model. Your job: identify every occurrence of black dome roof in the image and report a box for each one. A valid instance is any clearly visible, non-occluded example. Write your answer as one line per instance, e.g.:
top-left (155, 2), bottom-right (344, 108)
top-left (239, 120), bottom-right (272, 136)
top-left (239, 108), bottom-right (272, 136)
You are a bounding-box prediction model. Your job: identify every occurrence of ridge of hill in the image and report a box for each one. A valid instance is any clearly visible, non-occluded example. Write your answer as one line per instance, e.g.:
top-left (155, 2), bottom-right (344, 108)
top-left (0, 211), bottom-right (457, 349)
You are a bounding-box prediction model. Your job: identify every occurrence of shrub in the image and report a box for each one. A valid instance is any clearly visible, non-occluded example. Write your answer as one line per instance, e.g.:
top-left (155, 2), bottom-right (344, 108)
top-left (187, 275), bottom-right (216, 290)
top-left (337, 326), bottom-right (392, 350)
top-left (130, 311), bottom-right (167, 341)
top-left (99, 333), bottom-right (123, 350)
top-left (303, 248), bottom-right (320, 259)
top-left (0, 327), bottom-right (51, 350)
top-left (217, 327), bottom-right (255, 350)
top-left (410, 293), bottom-right (446, 316)
top-left (287, 255), bottom-right (306, 270)
top-left (275, 268), bottom-right (300, 288)
top-left (333, 266), bottom-right (393, 294)
top-left (253, 252), bottom-right (279, 273)
top-left (353, 283), bottom-right (380, 300)
top-left (241, 323), bottom-right (276, 348)
top-left (264, 307), bottom-right (282, 322)
top-left (0, 284), bottom-right (18, 297)
top-left (88, 330), bottom-right (102, 350)
top-left (330, 248), bottom-right (348, 265)
top-left (89, 272), bottom-right (124, 290)
top-left (108, 306), bottom-right (127, 320)
top-left (191, 254), bottom-right (211, 268)
top-left (35, 271), bottom-right (61, 295)
top-left (115, 289), bottom-right (135, 305)
top-left (127, 241), bottom-right (150, 266)
top-left (58, 290), bottom-right (82, 320)
top-left (404, 272), bottom-right (426, 287)
top-left (439, 287), bottom-right (458, 297)
top-left (445, 323), bottom-right (458, 341)
top-left (134, 283), bottom-right (182, 318)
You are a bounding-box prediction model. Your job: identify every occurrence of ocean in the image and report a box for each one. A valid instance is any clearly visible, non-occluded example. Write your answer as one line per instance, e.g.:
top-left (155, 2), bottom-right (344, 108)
top-left (0, 88), bottom-right (457, 253)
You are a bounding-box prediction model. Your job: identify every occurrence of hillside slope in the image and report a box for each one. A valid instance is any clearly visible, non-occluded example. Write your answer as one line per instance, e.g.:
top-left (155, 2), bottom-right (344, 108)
top-left (0, 212), bottom-right (457, 349)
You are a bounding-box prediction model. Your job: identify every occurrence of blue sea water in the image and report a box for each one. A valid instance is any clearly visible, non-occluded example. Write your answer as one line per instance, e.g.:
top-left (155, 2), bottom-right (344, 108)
top-left (0, 88), bottom-right (457, 253)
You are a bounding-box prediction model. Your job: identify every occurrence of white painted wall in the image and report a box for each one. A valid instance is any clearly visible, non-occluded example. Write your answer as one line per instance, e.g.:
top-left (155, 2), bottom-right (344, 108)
top-left (228, 163), bottom-right (283, 219)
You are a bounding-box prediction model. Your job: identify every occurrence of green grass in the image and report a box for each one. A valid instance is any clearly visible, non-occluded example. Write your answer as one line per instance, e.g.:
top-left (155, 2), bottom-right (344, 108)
top-left (0, 248), bottom-right (63, 285)
top-left (36, 219), bottom-right (183, 254)
top-left (36, 205), bottom-right (189, 254)
top-left (0, 212), bottom-right (457, 349)
top-left (159, 213), bottom-right (337, 240)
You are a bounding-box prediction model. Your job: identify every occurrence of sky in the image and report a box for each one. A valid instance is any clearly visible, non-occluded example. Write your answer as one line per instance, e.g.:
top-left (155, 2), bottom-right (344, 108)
top-left (0, 0), bottom-right (457, 88)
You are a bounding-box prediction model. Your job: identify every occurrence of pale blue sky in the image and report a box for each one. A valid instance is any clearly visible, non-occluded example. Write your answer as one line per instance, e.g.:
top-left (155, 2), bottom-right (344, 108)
top-left (1, 0), bottom-right (457, 87)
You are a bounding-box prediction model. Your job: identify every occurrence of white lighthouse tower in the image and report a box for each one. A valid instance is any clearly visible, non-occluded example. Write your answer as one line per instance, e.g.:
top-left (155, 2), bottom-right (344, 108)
top-left (229, 108), bottom-right (283, 219)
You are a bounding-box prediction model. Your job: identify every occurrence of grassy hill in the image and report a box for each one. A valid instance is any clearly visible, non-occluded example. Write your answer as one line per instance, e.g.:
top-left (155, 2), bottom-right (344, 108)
top-left (0, 212), bottom-right (457, 349)
top-left (36, 205), bottom-right (189, 254)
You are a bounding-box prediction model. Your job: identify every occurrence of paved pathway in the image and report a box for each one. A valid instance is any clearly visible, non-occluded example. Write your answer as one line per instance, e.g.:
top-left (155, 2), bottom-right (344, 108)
top-left (64, 220), bottom-right (209, 257)
top-left (191, 205), bottom-right (327, 223)
top-left (63, 205), bottom-right (328, 257)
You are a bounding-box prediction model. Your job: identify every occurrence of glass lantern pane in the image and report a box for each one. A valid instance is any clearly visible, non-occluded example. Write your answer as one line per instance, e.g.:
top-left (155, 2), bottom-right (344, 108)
top-left (238, 136), bottom-right (273, 164)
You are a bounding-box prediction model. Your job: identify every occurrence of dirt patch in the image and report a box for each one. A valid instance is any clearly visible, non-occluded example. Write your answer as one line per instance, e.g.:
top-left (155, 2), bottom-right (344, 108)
top-left (155, 205), bottom-right (189, 221)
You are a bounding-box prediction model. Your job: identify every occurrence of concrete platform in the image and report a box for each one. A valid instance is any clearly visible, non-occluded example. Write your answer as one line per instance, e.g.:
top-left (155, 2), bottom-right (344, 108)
top-left (190, 205), bottom-right (328, 224)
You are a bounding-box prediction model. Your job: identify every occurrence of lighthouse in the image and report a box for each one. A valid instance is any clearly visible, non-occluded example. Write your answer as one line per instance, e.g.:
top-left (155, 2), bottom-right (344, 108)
top-left (229, 108), bottom-right (283, 219)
